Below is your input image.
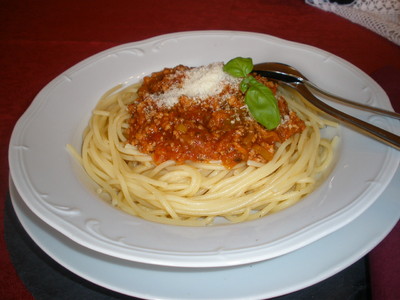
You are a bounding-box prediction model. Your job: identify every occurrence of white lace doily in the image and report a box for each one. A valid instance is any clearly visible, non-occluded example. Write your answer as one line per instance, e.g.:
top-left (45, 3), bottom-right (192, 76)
top-left (306, 0), bottom-right (400, 46)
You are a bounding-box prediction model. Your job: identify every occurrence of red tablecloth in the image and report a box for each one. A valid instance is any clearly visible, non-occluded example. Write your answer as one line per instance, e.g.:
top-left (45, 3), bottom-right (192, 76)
top-left (1, 1), bottom-right (399, 299)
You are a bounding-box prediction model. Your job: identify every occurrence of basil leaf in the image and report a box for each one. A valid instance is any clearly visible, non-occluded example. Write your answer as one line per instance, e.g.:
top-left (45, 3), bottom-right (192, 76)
top-left (245, 77), bottom-right (281, 130)
top-left (223, 57), bottom-right (253, 78)
top-left (240, 76), bottom-right (252, 93)
top-left (223, 57), bottom-right (281, 130)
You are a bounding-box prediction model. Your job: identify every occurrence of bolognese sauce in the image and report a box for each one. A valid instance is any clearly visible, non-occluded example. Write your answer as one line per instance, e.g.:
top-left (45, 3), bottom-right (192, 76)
top-left (127, 63), bottom-right (305, 168)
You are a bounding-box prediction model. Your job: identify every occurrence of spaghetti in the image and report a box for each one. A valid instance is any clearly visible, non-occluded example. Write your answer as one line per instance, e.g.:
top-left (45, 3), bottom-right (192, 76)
top-left (69, 62), bottom-right (338, 226)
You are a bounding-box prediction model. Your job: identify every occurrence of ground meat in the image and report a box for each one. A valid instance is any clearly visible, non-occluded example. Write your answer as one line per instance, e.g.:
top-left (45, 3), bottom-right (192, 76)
top-left (127, 65), bottom-right (305, 168)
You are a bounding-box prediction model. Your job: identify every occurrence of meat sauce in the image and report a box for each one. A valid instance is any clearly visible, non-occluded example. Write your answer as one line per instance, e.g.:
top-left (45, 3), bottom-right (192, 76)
top-left (127, 64), bottom-right (305, 168)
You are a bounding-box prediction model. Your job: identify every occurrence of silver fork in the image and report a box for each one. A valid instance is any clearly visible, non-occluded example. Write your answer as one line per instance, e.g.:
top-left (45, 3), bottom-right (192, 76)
top-left (254, 62), bottom-right (400, 120)
top-left (253, 65), bottom-right (400, 150)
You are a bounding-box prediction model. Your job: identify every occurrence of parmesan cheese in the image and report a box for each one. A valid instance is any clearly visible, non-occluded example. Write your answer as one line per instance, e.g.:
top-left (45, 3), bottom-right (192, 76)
top-left (151, 62), bottom-right (241, 108)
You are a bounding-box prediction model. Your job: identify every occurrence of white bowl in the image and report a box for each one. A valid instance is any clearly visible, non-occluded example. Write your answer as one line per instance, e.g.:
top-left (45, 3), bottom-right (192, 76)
top-left (8, 31), bottom-right (400, 267)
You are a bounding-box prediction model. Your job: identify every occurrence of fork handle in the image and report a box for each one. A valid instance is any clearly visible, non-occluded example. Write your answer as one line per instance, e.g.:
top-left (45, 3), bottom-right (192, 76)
top-left (293, 83), bottom-right (400, 151)
top-left (304, 81), bottom-right (400, 120)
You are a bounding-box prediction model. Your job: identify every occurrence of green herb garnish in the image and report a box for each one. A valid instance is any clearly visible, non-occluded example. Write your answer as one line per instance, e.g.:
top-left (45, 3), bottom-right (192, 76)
top-left (223, 57), bottom-right (281, 130)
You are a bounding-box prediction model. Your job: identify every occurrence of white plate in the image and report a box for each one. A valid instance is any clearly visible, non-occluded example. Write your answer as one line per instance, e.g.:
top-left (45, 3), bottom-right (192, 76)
top-left (8, 31), bottom-right (400, 267)
top-left (9, 169), bottom-right (400, 299)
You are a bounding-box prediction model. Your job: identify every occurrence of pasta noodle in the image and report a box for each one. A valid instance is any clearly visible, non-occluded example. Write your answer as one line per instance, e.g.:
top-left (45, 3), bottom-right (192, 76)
top-left (68, 65), bottom-right (338, 226)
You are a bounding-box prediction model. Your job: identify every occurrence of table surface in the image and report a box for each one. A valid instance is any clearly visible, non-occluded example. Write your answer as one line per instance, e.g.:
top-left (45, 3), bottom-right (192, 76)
top-left (1, 1), bottom-right (399, 299)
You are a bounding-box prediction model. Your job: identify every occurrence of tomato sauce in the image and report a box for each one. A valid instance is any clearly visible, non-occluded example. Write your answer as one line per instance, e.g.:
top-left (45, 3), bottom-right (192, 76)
top-left (127, 65), bottom-right (305, 168)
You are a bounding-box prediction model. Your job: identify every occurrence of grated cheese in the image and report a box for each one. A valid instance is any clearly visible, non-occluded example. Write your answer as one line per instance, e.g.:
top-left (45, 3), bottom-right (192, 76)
top-left (151, 62), bottom-right (241, 108)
